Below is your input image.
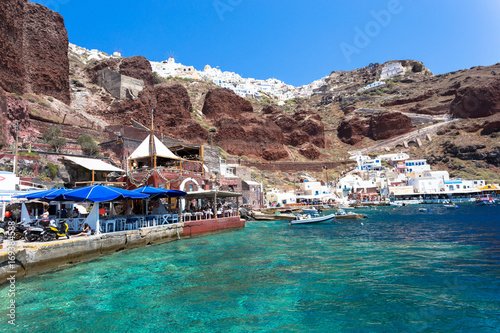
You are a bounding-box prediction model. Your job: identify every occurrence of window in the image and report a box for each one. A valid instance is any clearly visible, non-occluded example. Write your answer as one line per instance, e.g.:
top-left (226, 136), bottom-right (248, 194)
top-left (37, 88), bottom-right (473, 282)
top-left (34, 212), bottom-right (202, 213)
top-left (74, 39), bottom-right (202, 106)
top-left (189, 184), bottom-right (194, 192)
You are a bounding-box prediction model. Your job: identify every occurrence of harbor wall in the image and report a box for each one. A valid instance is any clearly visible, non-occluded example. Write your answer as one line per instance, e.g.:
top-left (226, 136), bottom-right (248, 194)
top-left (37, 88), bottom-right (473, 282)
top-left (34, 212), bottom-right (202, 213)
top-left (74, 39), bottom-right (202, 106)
top-left (183, 216), bottom-right (246, 236)
top-left (0, 217), bottom-right (245, 284)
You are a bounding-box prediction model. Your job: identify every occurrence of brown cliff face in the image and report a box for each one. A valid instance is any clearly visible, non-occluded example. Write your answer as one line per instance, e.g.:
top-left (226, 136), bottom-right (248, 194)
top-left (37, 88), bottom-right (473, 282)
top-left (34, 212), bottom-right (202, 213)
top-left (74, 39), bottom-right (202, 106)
top-left (450, 79), bottom-right (500, 118)
top-left (369, 111), bottom-right (413, 140)
top-left (0, 88), bottom-right (31, 148)
top-left (119, 56), bottom-right (155, 88)
top-left (0, 0), bottom-right (70, 104)
top-left (108, 84), bottom-right (208, 143)
top-left (202, 88), bottom-right (253, 119)
top-left (337, 111), bottom-right (412, 145)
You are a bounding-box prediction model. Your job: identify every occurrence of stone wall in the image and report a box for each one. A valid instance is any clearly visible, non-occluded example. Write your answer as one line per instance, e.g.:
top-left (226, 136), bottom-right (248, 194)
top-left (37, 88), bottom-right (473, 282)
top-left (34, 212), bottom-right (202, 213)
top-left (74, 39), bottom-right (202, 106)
top-left (241, 161), bottom-right (354, 173)
top-left (202, 145), bottom-right (221, 176)
top-left (98, 68), bottom-right (144, 100)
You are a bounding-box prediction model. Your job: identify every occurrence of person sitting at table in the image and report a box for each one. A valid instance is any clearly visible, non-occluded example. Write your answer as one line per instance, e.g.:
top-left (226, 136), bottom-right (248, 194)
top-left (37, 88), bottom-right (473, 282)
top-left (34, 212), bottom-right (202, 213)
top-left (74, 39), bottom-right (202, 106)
top-left (72, 223), bottom-right (91, 238)
top-left (42, 209), bottom-right (49, 220)
top-left (72, 207), bottom-right (80, 218)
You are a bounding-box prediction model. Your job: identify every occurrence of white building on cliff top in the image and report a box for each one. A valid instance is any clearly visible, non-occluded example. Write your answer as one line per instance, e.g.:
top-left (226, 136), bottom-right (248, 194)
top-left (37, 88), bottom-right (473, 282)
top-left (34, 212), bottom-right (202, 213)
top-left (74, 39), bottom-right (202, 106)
top-left (380, 62), bottom-right (405, 80)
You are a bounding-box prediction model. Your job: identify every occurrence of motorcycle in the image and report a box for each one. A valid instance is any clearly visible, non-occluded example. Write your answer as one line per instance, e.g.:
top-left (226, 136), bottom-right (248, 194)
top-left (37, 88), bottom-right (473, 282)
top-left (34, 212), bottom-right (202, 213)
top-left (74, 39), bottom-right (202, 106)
top-left (0, 223), bottom-right (5, 244)
top-left (11, 220), bottom-right (30, 241)
top-left (41, 220), bottom-right (70, 241)
top-left (24, 220), bottom-right (46, 242)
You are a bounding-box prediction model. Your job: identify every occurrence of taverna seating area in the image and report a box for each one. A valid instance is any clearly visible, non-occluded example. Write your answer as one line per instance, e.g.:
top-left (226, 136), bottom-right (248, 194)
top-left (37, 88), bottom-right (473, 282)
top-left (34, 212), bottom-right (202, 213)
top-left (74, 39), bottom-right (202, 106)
top-left (10, 185), bottom-right (242, 238)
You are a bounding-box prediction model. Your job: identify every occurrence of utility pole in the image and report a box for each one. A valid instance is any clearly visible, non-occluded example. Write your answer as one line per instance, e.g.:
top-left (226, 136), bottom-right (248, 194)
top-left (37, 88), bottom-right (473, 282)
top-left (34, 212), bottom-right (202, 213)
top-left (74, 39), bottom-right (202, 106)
top-left (14, 122), bottom-right (19, 176)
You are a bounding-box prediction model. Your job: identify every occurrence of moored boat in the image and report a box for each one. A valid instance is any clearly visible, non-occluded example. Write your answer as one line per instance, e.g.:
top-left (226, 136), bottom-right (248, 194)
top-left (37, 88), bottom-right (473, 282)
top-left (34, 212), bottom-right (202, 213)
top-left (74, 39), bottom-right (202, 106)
top-left (251, 211), bottom-right (297, 221)
top-left (443, 203), bottom-right (459, 209)
top-left (476, 195), bottom-right (496, 205)
top-left (289, 213), bottom-right (336, 225)
top-left (334, 209), bottom-right (364, 219)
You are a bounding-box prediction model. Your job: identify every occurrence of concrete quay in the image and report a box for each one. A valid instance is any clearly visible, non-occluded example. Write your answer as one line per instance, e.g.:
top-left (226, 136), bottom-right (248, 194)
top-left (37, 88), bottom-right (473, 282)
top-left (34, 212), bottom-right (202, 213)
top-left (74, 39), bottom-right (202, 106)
top-left (0, 217), bottom-right (245, 285)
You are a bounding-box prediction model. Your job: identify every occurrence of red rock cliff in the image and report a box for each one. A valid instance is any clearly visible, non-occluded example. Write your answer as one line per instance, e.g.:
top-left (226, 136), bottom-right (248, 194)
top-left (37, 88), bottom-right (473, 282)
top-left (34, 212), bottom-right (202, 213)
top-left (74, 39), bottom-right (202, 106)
top-left (0, 0), bottom-right (70, 104)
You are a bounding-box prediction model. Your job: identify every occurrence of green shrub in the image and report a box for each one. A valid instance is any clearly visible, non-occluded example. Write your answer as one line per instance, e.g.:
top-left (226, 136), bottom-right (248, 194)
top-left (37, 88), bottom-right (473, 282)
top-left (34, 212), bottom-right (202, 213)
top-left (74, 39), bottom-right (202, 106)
top-left (25, 94), bottom-right (38, 103)
top-left (38, 100), bottom-right (50, 108)
top-left (47, 163), bottom-right (59, 179)
top-left (42, 127), bottom-right (67, 153)
top-left (153, 72), bottom-right (163, 84)
top-left (77, 134), bottom-right (100, 156)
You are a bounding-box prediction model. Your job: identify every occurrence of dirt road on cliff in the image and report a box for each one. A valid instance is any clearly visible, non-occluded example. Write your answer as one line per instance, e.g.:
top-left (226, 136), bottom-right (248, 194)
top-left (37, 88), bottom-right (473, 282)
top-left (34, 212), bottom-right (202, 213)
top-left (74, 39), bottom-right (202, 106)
top-left (353, 118), bottom-right (458, 155)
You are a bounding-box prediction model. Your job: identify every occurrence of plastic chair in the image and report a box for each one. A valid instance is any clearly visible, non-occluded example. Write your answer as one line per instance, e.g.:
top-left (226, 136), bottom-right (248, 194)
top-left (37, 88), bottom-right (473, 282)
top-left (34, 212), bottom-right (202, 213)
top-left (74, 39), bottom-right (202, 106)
top-left (125, 218), bottom-right (137, 230)
top-left (162, 214), bottom-right (171, 225)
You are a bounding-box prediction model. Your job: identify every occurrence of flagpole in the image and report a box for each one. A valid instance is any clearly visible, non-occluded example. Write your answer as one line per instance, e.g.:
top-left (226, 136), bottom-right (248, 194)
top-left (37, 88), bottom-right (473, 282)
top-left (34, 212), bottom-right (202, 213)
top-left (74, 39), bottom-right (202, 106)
top-left (150, 108), bottom-right (154, 168)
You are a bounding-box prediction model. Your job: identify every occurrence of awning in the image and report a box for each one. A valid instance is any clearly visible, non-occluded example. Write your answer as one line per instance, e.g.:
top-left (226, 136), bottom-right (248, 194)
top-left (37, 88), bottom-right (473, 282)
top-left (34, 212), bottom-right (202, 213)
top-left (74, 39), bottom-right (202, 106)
top-left (184, 190), bottom-right (242, 200)
top-left (128, 135), bottom-right (179, 160)
top-left (64, 156), bottom-right (124, 172)
top-left (243, 180), bottom-right (261, 186)
top-left (477, 185), bottom-right (499, 190)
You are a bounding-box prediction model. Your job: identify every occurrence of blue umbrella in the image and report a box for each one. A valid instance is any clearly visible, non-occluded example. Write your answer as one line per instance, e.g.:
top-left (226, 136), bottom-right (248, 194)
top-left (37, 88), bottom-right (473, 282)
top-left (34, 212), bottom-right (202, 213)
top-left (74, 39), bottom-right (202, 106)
top-left (13, 187), bottom-right (69, 201)
top-left (132, 185), bottom-right (187, 198)
top-left (63, 184), bottom-right (149, 202)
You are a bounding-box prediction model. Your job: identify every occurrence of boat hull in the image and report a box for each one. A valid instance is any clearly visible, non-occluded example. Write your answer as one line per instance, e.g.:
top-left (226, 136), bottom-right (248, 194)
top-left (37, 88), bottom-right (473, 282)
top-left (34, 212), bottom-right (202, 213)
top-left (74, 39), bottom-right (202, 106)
top-left (252, 212), bottom-right (297, 221)
top-left (334, 213), bottom-right (363, 220)
top-left (290, 213), bottom-right (336, 225)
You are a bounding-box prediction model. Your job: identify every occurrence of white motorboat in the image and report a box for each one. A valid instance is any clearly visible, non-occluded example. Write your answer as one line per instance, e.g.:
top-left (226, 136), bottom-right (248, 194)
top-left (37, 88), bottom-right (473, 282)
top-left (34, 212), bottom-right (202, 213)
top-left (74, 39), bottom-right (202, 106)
top-left (301, 207), bottom-right (318, 214)
top-left (289, 213), bottom-right (336, 225)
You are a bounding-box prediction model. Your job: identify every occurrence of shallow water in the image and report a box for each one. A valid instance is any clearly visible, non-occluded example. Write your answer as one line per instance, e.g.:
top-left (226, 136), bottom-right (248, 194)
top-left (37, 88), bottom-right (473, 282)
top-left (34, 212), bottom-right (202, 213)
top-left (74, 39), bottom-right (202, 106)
top-left (1, 204), bottom-right (500, 332)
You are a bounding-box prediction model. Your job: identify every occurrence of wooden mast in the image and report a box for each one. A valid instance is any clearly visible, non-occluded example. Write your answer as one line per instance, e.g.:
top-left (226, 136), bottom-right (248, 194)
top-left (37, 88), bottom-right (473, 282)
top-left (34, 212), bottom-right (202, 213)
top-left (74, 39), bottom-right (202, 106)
top-left (150, 108), bottom-right (156, 168)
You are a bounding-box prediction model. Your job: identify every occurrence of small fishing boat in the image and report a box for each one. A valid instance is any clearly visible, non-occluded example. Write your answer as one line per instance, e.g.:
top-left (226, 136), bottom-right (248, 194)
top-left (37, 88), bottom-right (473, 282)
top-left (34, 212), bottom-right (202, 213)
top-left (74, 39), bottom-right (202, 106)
top-left (301, 207), bottom-right (318, 214)
top-left (289, 213), bottom-right (336, 225)
top-left (476, 195), bottom-right (496, 205)
top-left (334, 209), bottom-right (364, 220)
top-left (443, 203), bottom-right (459, 209)
top-left (251, 211), bottom-right (297, 221)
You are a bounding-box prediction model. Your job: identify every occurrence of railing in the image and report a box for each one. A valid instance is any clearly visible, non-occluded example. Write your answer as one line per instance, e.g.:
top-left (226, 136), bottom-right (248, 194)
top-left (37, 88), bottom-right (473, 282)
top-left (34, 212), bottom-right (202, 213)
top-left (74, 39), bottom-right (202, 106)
top-left (74, 181), bottom-right (127, 187)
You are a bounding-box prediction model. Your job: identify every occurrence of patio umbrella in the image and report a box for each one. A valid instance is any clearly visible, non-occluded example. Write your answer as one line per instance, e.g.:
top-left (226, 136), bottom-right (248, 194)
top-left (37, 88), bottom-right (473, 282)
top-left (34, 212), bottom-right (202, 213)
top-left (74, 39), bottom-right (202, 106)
top-left (132, 185), bottom-right (187, 198)
top-left (133, 185), bottom-right (187, 215)
top-left (13, 187), bottom-right (69, 201)
top-left (62, 184), bottom-right (148, 202)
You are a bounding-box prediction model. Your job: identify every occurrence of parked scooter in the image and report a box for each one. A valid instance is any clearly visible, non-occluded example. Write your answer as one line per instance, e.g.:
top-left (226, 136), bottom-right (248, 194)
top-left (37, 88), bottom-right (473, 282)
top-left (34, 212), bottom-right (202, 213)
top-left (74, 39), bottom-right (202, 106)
top-left (24, 220), bottom-right (46, 242)
top-left (11, 220), bottom-right (30, 241)
top-left (41, 220), bottom-right (70, 241)
top-left (0, 223), bottom-right (5, 244)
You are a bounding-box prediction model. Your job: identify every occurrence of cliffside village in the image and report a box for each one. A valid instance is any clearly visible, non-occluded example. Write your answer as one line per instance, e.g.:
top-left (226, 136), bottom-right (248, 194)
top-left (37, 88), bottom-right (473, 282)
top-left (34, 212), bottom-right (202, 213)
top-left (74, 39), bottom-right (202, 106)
top-left (1, 127), bottom-right (497, 219)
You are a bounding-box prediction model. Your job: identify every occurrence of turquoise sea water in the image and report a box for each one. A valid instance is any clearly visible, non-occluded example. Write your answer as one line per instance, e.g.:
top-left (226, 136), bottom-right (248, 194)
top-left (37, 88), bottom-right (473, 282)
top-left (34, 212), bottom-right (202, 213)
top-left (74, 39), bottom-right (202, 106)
top-left (1, 204), bottom-right (500, 332)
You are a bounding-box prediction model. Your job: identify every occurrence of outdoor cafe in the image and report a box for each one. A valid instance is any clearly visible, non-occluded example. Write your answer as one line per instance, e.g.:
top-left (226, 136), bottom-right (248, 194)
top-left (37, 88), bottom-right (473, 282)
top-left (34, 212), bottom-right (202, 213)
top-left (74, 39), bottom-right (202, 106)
top-left (13, 185), bottom-right (242, 236)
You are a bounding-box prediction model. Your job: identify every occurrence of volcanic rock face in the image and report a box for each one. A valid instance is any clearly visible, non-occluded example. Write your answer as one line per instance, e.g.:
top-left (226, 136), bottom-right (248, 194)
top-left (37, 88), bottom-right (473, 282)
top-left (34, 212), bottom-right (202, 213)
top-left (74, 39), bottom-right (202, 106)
top-left (0, 0), bottom-right (70, 104)
top-left (201, 89), bottom-right (326, 160)
top-left (202, 88), bottom-right (253, 119)
top-left (118, 56), bottom-right (155, 89)
top-left (337, 111), bottom-right (413, 145)
top-left (450, 79), bottom-right (500, 118)
top-left (0, 88), bottom-right (31, 148)
top-left (109, 84), bottom-right (208, 143)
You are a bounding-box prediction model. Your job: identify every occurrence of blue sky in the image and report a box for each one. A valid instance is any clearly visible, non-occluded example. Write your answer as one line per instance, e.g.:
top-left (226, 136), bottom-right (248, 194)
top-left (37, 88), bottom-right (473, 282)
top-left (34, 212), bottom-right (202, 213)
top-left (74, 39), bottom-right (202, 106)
top-left (34, 0), bottom-right (500, 86)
